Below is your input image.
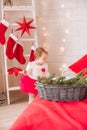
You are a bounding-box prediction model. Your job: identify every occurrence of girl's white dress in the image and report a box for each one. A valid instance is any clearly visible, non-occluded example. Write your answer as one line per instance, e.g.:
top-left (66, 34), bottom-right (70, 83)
top-left (20, 61), bottom-right (49, 95)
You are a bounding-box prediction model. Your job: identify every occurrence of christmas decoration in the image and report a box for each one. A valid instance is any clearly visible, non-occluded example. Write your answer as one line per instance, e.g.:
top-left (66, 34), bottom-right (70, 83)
top-left (4, 0), bottom-right (13, 6)
top-left (41, 68), bottom-right (46, 73)
top-left (14, 43), bottom-right (26, 64)
top-left (36, 70), bottom-right (87, 102)
top-left (38, 73), bottom-right (55, 84)
top-left (0, 19), bottom-right (9, 45)
top-left (29, 44), bottom-right (36, 62)
top-left (15, 17), bottom-right (36, 37)
top-left (6, 33), bottom-right (26, 64)
top-left (6, 33), bottom-right (18, 59)
top-left (41, 68), bottom-right (46, 78)
top-left (59, 67), bottom-right (76, 80)
top-left (8, 67), bottom-right (22, 76)
top-left (38, 69), bottom-right (87, 86)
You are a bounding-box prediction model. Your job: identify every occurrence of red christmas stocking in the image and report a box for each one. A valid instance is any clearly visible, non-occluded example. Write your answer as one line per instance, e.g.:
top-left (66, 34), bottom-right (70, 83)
top-left (14, 43), bottom-right (26, 64)
top-left (6, 33), bottom-right (18, 59)
top-left (29, 45), bottom-right (36, 62)
top-left (8, 67), bottom-right (22, 76)
top-left (0, 19), bottom-right (9, 45)
top-left (8, 67), bottom-right (15, 75)
top-left (14, 67), bottom-right (22, 76)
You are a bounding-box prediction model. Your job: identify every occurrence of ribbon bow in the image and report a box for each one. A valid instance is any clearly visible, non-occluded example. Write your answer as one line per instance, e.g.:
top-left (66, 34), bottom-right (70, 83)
top-left (41, 68), bottom-right (46, 73)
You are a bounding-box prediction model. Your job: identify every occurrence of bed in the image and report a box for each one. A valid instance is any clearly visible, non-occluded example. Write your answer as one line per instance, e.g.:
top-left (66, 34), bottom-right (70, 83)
top-left (9, 55), bottom-right (87, 130)
top-left (9, 95), bottom-right (87, 130)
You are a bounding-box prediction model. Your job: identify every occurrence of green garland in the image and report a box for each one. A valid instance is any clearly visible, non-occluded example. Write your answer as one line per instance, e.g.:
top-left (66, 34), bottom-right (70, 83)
top-left (38, 69), bottom-right (87, 87)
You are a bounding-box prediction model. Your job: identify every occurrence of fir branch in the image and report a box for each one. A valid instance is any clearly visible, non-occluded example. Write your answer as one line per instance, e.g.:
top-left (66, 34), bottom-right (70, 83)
top-left (37, 69), bottom-right (87, 87)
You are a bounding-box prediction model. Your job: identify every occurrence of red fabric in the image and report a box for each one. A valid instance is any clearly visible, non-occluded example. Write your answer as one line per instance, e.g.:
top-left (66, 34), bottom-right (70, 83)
top-left (8, 67), bottom-right (22, 76)
top-left (0, 21), bottom-right (8, 45)
top-left (6, 35), bottom-right (16, 59)
top-left (69, 54), bottom-right (87, 75)
top-left (14, 43), bottom-right (26, 64)
top-left (20, 75), bottom-right (38, 95)
top-left (9, 96), bottom-right (87, 130)
top-left (29, 49), bottom-right (35, 62)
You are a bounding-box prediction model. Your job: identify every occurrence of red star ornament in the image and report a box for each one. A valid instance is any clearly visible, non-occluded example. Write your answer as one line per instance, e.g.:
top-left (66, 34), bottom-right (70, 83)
top-left (15, 17), bottom-right (36, 37)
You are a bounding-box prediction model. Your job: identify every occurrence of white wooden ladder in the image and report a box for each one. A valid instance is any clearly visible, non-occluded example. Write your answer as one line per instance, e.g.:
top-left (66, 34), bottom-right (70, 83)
top-left (1, 0), bottom-right (38, 104)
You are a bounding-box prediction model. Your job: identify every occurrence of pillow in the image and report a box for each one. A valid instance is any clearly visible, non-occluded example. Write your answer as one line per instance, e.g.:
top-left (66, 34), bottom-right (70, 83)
top-left (69, 54), bottom-right (87, 75)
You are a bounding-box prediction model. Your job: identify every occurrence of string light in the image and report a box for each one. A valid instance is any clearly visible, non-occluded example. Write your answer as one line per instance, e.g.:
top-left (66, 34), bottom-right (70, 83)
top-left (61, 4), bottom-right (65, 8)
top-left (60, 47), bottom-right (65, 52)
top-left (42, 43), bottom-right (48, 50)
top-left (43, 32), bottom-right (48, 37)
top-left (62, 39), bottom-right (66, 43)
top-left (65, 29), bottom-right (69, 34)
top-left (40, 3), bottom-right (66, 68)
top-left (42, 27), bottom-right (46, 31)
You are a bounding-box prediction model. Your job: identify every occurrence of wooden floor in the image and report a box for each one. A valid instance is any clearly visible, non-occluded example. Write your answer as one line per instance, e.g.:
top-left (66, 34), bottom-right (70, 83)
top-left (0, 91), bottom-right (28, 130)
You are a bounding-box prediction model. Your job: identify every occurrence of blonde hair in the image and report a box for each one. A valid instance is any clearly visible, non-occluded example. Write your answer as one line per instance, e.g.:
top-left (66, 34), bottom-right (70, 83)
top-left (34, 47), bottom-right (48, 59)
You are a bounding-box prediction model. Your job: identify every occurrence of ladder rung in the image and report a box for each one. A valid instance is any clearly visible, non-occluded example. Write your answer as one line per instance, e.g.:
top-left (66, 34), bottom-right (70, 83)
top-left (24, 54), bottom-right (30, 57)
top-left (21, 38), bottom-right (35, 41)
top-left (8, 86), bottom-right (20, 91)
top-left (3, 6), bottom-right (33, 11)
top-left (11, 23), bottom-right (18, 26)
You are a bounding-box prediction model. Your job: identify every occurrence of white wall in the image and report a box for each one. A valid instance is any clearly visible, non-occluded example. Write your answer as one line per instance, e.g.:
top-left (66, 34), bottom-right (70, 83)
top-left (36, 0), bottom-right (87, 74)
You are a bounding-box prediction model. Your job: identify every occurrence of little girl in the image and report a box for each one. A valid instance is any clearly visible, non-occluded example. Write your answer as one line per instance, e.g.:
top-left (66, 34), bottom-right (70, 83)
top-left (20, 47), bottom-right (49, 104)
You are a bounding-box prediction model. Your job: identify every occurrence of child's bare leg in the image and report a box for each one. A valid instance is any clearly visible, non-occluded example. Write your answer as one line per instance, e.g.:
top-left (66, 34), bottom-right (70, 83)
top-left (28, 94), bottom-right (36, 104)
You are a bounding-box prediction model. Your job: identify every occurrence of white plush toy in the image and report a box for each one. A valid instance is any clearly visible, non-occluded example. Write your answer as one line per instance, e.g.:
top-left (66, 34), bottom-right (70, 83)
top-left (59, 66), bottom-right (76, 80)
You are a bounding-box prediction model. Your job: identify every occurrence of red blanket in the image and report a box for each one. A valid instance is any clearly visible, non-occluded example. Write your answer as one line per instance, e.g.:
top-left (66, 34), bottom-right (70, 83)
top-left (9, 96), bottom-right (87, 130)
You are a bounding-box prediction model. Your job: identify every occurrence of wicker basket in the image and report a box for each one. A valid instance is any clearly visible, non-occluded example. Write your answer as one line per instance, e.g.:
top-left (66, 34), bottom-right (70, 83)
top-left (35, 82), bottom-right (87, 102)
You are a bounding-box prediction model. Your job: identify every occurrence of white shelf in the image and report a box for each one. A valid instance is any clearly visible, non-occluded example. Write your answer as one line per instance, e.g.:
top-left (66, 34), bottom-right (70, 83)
top-left (3, 6), bottom-right (33, 11)
top-left (8, 86), bottom-right (20, 91)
